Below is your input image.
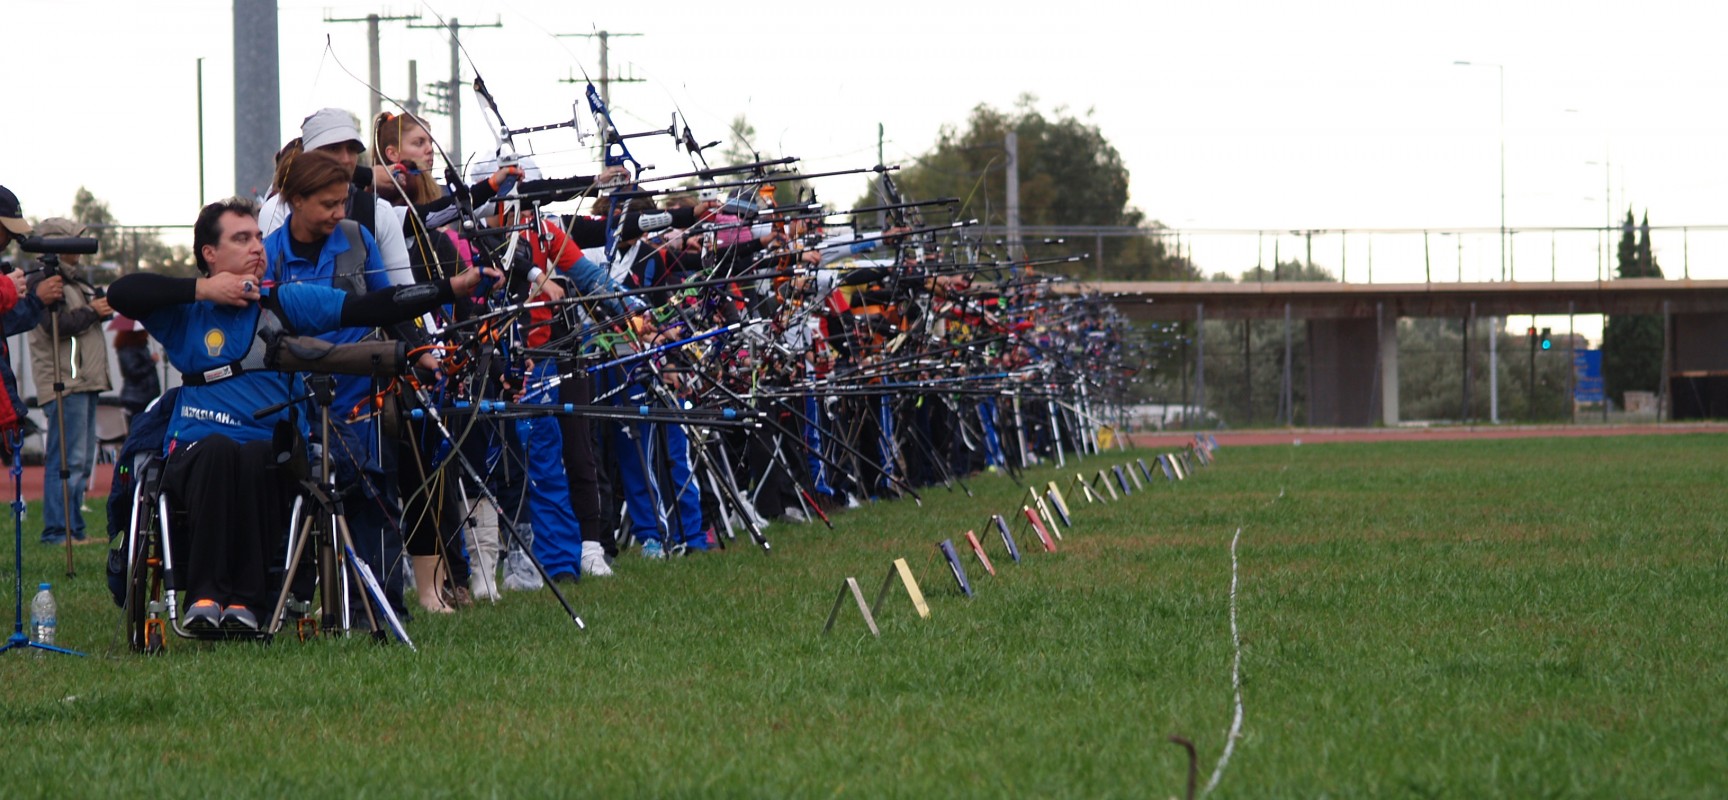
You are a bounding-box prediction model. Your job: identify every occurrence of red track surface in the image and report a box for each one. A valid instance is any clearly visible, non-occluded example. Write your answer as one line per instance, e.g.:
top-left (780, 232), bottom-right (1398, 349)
top-left (1127, 423), bottom-right (1728, 449)
top-left (15, 464), bottom-right (114, 504)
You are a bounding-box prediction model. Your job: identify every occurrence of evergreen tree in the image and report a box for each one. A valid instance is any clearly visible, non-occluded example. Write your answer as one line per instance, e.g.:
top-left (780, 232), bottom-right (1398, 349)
top-left (1602, 207), bottom-right (1663, 402)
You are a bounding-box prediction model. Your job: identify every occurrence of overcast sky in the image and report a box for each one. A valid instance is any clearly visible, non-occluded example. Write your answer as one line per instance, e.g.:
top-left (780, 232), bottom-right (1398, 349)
top-left (6, 0), bottom-right (1727, 300)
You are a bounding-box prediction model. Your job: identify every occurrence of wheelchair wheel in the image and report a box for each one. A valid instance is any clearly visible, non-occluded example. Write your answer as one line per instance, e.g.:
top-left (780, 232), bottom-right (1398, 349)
top-left (122, 481), bottom-right (166, 654)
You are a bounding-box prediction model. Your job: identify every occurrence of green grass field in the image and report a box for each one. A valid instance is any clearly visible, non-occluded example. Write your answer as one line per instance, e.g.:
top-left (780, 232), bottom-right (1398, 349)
top-left (3, 434), bottom-right (1726, 798)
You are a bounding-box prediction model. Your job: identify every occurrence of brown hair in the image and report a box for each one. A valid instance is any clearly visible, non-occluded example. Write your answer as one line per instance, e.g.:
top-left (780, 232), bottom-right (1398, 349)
top-left (113, 329), bottom-right (150, 349)
top-left (372, 111), bottom-right (442, 206)
top-left (268, 137), bottom-right (304, 199)
top-left (277, 149), bottom-right (352, 204)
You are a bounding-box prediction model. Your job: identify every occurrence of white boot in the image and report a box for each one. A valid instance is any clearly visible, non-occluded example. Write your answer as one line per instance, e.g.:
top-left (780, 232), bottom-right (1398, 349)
top-left (502, 523), bottom-right (542, 591)
top-left (580, 541), bottom-right (614, 578)
top-left (466, 499), bottom-right (501, 602)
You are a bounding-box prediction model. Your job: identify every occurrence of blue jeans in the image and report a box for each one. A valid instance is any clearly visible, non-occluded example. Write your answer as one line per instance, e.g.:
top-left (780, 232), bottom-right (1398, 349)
top-left (41, 392), bottom-right (98, 543)
top-left (598, 368), bottom-right (704, 548)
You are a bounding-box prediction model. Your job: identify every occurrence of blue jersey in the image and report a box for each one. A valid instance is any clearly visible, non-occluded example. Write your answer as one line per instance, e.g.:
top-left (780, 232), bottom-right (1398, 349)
top-left (263, 219), bottom-right (393, 431)
top-left (143, 283), bottom-right (347, 449)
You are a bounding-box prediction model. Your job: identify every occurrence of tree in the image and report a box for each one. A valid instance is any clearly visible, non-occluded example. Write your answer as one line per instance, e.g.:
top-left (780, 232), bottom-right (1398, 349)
top-left (717, 114), bottom-right (759, 168)
top-left (69, 187), bottom-right (195, 280)
top-left (71, 187), bottom-right (122, 256)
top-left (708, 113), bottom-right (812, 211)
top-left (1602, 208), bottom-right (1663, 402)
top-left (1241, 259), bottom-right (1337, 283)
top-left (864, 97), bottom-right (1195, 281)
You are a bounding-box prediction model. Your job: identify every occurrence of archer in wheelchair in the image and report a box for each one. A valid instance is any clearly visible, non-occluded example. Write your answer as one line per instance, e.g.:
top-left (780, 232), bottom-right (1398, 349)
top-left (105, 197), bottom-right (490, 650)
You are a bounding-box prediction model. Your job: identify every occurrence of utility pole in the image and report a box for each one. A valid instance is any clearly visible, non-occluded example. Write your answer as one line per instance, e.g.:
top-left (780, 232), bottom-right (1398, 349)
top-left (405, 60), bottom-right (419, 117)
top-left (232, 0), bottom-right (279, 201)
top-left (196, 57), bottom-right (206, 207)
top-left (877, 123), bottom-right (887, 230)
top-left (410, 16), bottom-right (502, 166)
top-left (555, 31), bottom-right (645, 109)
top-left (324, 10), bottom-right (422, 124)
top-left (1005, 131), bottom-right (1022, 262)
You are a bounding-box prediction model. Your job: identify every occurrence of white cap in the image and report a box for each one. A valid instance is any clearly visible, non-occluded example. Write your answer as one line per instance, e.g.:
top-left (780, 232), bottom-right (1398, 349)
top-left (301, 108), bottom-right (365, 153)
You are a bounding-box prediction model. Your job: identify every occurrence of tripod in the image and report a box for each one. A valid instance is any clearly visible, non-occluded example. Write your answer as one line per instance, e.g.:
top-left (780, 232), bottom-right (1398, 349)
top-left (38, 253), bottom-right (80, 577)
top-left (1, 429), bottom-right (82, 656)
top-left (265, 376), bottom-right (407, 647)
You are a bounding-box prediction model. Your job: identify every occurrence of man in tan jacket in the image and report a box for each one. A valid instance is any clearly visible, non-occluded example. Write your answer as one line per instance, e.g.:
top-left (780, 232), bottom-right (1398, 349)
top-left (28, 217), bottom-right (111, 545)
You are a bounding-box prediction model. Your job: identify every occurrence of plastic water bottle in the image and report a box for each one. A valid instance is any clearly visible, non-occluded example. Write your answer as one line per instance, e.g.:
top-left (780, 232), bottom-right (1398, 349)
top-left (30, 582), bottom-right (57, 653)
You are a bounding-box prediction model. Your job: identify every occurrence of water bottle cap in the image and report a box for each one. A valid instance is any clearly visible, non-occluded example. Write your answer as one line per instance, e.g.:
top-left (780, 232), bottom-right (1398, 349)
top-left (38, 582), bottom-right (50, 591)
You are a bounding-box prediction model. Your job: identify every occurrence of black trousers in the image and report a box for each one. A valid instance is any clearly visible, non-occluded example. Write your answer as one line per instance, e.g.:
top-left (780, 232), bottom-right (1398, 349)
top-left (163, 435), bottom-right (291, 612)
top-left (556, 362), bottom-right (614, 556)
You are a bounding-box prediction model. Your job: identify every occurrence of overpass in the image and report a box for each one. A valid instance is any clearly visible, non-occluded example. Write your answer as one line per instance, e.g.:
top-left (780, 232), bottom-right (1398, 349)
top-left (1057, 279), bottom-right (1728, 425)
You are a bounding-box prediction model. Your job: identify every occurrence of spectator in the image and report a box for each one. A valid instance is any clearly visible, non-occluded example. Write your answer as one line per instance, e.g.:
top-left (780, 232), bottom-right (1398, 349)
top-left (27, 217), bottom-right (110, 546)
top-left (109, 315), bottom-right (160, 421)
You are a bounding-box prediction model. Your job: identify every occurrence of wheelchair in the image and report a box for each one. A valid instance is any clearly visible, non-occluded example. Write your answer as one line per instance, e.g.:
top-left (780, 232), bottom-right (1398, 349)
top-left (117, 443), bottom-right (399, 653)
top-left (119, 450), bottom-right (289, 652)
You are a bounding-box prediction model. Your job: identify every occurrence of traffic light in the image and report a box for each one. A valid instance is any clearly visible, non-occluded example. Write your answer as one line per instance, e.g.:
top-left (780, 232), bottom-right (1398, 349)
top-left (1540, 328), bottom-right (1553, 351)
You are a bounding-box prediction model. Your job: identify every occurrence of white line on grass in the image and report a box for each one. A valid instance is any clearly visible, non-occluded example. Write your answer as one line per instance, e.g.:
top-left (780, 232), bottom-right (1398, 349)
top-left (1202, 526), bottom-right (1246, 797)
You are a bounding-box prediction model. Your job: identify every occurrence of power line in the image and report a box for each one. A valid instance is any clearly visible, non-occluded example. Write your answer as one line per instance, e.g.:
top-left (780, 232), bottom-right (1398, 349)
top-left (323, 10), bottom-right (423, 124)
top-left (554, 31), bottom-right (645, 109)
top-left (408, 16), bottom-right (503, 164)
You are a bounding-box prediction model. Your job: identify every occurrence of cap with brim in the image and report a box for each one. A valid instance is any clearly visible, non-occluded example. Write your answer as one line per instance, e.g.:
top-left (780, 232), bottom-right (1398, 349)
top-left (34, 217), bottom-right (88, 239)
top-left (0, 185), bottom-right (30, 236)
top-left (301, 108), bottom-right (365, 153)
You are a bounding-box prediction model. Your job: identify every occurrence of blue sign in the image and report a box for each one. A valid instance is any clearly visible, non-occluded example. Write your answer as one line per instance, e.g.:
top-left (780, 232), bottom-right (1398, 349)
top-left (1574, 349), bottom-right (1605, 403)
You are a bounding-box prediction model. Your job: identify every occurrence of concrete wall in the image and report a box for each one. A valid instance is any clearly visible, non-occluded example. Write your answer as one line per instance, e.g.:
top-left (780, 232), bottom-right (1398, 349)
top-left (1306, 318), bottom-right (1383, 427)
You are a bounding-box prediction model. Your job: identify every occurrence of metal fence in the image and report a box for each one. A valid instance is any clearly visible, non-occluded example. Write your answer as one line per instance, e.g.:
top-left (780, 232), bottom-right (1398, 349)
top-left (991, 224), bottom-right (1728, 284)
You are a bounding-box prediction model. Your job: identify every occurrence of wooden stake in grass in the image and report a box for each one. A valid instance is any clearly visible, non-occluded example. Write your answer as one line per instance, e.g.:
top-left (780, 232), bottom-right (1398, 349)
top-left (963, 530), bottom-right (996, 577)
top-left (823, 577), bottom-right (880, 636)
top-left (1076, 474), bottom-right (1106, 503)
top-left (1098, 470), bottom-right (1120, 500)
top-left (1127, 461), bottom-right (1145, 490)
top-left (936, 539), bottom-right (974, 597)
top-left (1022, 506), bottom-right (1057, 552)
top-left (870, 558), bottom-right (931, 620)
top-left (989, 514), bottom-right (1022, 563)
top-left (1046, 490), bottom-right (1072, 527)
top-left (1045, 481), bottom-right (1073, 521)
top-left (1034, 496), bottom-right (1064, 541)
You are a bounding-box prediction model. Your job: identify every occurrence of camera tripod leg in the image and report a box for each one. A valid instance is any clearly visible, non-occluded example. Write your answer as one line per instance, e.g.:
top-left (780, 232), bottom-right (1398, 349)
top-left (267, 514), bottom-right (317, 636)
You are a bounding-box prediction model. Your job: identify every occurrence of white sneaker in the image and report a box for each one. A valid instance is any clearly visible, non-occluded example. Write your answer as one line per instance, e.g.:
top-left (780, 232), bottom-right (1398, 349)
top-left (580, 541), bottom-right (614, 578)
top-left (782, 508), bottom-right (808, 524)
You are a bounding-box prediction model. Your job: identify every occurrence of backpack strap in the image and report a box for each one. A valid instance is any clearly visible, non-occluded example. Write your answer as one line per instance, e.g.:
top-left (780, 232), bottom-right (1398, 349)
top-left (331, 219), bottom-right (369, 297)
